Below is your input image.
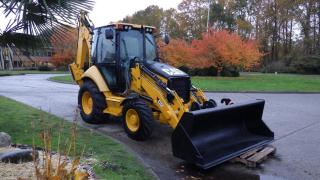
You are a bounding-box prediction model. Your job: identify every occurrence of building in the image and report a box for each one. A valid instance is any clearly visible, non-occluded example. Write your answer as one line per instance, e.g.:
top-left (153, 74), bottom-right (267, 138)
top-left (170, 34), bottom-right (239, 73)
top-left (0, 46), bottom-right (54, 70)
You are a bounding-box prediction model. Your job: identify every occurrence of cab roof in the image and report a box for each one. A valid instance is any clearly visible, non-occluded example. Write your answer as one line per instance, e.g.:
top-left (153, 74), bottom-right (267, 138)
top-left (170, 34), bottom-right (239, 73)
top-left (111, 22), bottom-right (156, 30)
top-left (96, 22), bottom-right (156, 31)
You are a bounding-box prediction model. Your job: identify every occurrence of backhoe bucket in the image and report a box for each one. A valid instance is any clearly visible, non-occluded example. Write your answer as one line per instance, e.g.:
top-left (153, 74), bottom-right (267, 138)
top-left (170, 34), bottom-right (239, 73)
top-left (172, 99), bottom-right (274, 169)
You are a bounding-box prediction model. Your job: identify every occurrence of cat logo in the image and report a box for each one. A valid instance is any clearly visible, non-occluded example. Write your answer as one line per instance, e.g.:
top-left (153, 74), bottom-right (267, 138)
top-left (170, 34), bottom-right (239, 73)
top-left (157, 98), bottom-right (164, 108)
top-left (162, 67), bottom-right (185, 76)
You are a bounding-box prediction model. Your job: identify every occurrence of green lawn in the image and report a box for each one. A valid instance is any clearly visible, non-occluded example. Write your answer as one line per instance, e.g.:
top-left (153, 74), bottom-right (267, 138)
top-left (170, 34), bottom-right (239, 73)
top-left (0, 70), bottom-right (68, 76)
top-left (50, 73), bottom-right (320, 93)
top-left (192, 73), bottom-right (320, 92)
top-left (0, 96), bottom-right (153, 180)
top-left (49, 74), bottom-right (75, 84)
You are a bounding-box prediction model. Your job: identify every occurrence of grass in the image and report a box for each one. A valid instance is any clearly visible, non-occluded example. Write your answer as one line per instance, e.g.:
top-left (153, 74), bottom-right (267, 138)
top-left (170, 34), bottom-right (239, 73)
top-left (192, 73), bottom-right (320, 92)
top-left (0, 70), bottom-right (68, 76)
top-left (0, 96), bottom-right (153, 180)
top-left (49, 74), bottom-right (75, 84)
top-left (49, 73), bottom-right (320, 93)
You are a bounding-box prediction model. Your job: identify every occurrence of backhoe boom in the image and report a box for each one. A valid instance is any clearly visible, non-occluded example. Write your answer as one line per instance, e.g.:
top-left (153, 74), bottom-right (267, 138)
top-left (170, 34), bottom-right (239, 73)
top-left (70, 11), bottom-right (93, 84)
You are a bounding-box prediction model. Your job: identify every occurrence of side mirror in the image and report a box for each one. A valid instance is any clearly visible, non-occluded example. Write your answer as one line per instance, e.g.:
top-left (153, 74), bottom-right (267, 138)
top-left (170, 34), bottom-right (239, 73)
top-left (163, 34), bottom-right (170, 45)
top-left (105, 29), bottom-right (114, 40)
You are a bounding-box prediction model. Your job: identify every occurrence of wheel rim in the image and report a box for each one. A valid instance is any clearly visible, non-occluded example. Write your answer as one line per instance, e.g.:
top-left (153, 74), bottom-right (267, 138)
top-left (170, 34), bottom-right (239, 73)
top-left (82, 91), bottom-right (93, 115)
top-left (126, 109), bottom-right (140, 132)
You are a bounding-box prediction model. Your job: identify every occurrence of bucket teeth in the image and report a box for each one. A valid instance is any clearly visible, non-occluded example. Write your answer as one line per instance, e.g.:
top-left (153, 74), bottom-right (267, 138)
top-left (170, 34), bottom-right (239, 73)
top-left (171, 99), bottom-right (274, 169)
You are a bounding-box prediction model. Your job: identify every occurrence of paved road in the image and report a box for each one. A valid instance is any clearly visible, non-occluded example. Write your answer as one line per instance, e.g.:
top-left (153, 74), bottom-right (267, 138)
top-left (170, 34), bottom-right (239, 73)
top-left (0, 74), bottom-right (320, 180)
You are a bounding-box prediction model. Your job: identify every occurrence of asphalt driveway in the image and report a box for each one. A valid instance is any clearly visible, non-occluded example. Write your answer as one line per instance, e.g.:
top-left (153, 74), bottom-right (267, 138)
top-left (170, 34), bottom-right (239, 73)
top-left (0, 74), bottom-right (319, 180)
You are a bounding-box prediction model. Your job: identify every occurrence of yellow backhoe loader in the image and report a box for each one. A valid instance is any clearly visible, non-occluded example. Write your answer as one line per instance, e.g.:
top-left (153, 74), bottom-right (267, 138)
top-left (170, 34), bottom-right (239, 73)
top-left (70, 11), bottom-right (274, 169)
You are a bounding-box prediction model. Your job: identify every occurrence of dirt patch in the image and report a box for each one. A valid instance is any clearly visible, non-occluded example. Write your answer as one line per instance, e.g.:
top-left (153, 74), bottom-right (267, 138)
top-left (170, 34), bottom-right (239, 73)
top-left (0, 162), bottom-right (35, 179)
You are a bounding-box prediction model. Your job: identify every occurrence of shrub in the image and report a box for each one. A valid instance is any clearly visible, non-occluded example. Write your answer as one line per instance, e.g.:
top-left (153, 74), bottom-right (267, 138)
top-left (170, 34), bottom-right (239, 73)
top-left (291, 55), bottom-right (320, 74)
top-left (261, 60), bottom-right (295, 73)
top-left (178, 66), bottom-right (190, 74)
top-left (220, 66), bottom-right (240, 77)
top-left (38, 65), bottom-right (52, 71)
top-left (178, 66), bottom-right (218, 76)
top-left (55, 65), bottom-right (69, 71)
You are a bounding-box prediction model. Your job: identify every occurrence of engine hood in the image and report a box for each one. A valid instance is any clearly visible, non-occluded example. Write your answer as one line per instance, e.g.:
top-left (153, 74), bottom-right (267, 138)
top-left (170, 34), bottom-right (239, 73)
top-left (145, 61), bottom-right (189, 79)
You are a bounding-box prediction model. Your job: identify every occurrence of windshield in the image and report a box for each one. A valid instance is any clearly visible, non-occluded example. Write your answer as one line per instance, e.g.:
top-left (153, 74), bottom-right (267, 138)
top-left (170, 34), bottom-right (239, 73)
top-left (120, 30), bottom-right (157, 62)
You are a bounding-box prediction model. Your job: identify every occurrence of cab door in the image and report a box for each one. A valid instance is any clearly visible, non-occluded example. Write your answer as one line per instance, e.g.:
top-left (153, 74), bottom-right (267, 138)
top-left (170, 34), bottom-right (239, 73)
top-left (118, 30), bottom-right (144, 93)
top-left (92, 27), bottom-right (123, 92)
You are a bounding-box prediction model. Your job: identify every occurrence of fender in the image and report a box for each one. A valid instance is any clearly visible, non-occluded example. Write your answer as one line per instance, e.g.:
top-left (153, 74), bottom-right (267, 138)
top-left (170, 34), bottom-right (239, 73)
top-left (81, 65), bottom-right (110, 92)
top-left (120, 93), bottom-right (139, 105)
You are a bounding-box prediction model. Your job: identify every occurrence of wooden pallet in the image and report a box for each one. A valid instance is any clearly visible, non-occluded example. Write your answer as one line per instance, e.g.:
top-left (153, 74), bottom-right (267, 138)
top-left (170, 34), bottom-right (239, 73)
top-left (230, 146), bottom-right (276, 168)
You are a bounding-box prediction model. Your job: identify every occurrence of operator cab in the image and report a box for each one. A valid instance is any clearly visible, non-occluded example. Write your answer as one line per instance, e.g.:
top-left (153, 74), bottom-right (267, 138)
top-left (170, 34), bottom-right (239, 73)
top-left (91, 23), bottom-right (160, 93)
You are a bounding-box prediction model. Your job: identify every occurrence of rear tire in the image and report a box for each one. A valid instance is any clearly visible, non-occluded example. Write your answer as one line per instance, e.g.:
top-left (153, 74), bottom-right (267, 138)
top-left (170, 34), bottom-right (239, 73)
top-left (122, 99), bottom-right (154, 141)
top-left (78, 80), bottom-right (109, 124)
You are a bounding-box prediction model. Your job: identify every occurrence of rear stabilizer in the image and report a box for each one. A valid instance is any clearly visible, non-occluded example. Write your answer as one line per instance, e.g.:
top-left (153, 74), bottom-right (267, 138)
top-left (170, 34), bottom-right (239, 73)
top-left (171, 99), bottom-right (274, 169)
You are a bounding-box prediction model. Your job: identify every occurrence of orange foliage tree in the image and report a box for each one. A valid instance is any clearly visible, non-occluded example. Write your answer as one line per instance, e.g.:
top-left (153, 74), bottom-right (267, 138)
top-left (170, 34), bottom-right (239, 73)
top-left (159, 29), bottom-right (263, 72)
top-left (50, 27), bottom-right (78, 68)
top-left (158, 39), bottom-right (191, 67)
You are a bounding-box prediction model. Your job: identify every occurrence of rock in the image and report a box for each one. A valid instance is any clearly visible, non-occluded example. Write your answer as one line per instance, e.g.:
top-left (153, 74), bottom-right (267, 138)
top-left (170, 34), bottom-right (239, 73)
top-left (0, 132), bottom-right (11, 147)
top-left (0, 149), bottom-right (35, 163)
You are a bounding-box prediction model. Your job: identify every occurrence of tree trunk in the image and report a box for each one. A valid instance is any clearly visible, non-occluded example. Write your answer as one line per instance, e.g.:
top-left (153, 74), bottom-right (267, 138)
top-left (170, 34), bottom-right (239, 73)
top-left (255, 15), bottom-right (260, 40)
top-left (284, 16), bottom-right (289, 55)
top-left (318, 0), bottom-right (320, 53)
top-left (289, 19), bottom-right (293, 51)
top-left (271, 1), bottom-right (278, 61)
top-left (303, 1), bottom-right (312, 55)
top-left (313, 13), bottom-right (317, 54)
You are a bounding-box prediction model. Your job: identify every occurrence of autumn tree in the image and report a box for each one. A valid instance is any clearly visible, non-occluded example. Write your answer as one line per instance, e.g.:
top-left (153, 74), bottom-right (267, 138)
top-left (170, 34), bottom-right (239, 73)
top-left (160, 29), bottom-right (263, 74)
top-left (159, 39), bottom-right (191, 67)
top-left (192, 30), bottom-right (262, 70)
top-left (50, 27), bottom-right (77, 68)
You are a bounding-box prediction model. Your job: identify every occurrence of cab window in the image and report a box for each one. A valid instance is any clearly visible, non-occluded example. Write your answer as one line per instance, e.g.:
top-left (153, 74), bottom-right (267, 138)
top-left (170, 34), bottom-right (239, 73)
top-left (91, 29), bottom-right (98, 62)
top-left (96, 27), bottom-right (116, 63)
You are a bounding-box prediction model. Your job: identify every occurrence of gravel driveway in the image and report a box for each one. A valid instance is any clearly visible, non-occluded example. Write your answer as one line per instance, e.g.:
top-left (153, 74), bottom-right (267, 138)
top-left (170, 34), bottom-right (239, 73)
top-left (1, 74), bottom-right (319, 180)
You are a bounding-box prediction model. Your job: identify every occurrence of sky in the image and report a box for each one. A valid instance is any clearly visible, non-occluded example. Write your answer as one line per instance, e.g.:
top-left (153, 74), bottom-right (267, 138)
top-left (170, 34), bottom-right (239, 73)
top-left (91, 0), bottom-right (181, 26)
top-left (0, 0), bottom-right (182, 31)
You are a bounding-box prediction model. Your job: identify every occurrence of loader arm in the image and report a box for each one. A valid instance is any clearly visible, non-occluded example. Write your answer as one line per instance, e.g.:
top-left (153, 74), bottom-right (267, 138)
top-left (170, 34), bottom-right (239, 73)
top-left (130, 64), bottom-right (205, 128)
top-left (70, 11), bottom-right (93, 84)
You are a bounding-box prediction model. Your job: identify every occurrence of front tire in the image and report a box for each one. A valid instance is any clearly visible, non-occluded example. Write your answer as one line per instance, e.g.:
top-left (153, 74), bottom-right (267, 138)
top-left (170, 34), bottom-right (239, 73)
top-left (78, 80), bottom-right (108, 124)
top-left (122, 99), bottom-right (154, 141)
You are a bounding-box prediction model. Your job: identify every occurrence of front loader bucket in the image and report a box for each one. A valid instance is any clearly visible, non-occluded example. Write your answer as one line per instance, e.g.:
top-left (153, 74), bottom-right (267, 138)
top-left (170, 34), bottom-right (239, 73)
top-left (172, 99), bottom-right (274, 169)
